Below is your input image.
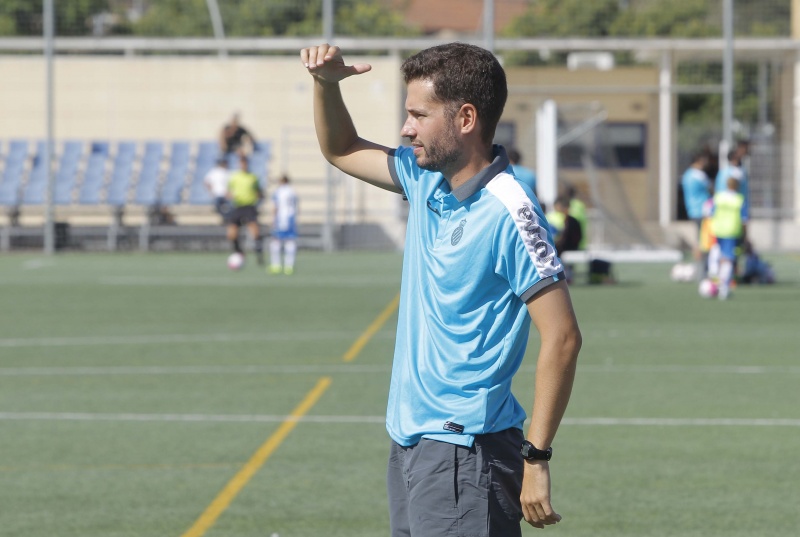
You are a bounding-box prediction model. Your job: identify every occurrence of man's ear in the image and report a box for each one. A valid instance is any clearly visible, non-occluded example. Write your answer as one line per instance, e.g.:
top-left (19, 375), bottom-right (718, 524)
top-left (456, 103), bottom-right (479, 135)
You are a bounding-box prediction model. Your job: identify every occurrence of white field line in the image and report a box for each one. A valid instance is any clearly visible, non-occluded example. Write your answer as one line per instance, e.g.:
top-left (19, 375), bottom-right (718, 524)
top-left (99, 275), bottom-right (399, 288)
top-left (0, 331), bottom-right (393, 348)
top-left (0, 365), bottom-right (391, 376)
top-left (0, 275), bottom-right (400, 288)
top-left (22, 258), bottom-right (54, 270)
top-left (0, 412), bottom-right (385, 424)
top-left (1, 364), bottom-right (799, 377)
top-left (0, 412), bottom-right (799, 427)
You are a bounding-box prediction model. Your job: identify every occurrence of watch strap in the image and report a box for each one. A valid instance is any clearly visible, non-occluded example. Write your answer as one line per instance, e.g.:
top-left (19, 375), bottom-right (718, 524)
top-left (520, 440), bottom-right (553, 461)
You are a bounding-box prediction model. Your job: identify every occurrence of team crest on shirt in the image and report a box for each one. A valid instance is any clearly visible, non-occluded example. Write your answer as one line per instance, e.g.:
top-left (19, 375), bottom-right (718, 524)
top-left (451, 219), bottom-right (467, 246)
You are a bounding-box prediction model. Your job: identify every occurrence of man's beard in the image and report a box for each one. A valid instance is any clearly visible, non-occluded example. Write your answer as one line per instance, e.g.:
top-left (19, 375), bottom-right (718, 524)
top-left (416, 125), bottom-right (462, 173)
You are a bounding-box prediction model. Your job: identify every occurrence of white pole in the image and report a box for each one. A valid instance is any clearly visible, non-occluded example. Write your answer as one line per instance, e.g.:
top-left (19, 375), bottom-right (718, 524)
top-left (793, 0), bottom-right (800, 223)
top-left (483, 0), bottom-right (495, 53)
top-left (794, 53), bottom-right (800, 223)
top-left (204, 0), bottom-right (227, 59)
top-left (722, 0), bottom-right (734, 147)
top-left (322, 0), bottom-right (335, 250)
top-left (323, 0), bottom-right (334, 43)
top-left (535, 99), bottom-right (557, 209)
top-left (658, 50), bottom-right (673, 228)
top-left (43, 0), bottom-right (55, 254)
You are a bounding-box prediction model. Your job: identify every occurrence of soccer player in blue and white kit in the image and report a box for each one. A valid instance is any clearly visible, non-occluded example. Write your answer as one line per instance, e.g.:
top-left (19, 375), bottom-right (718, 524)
top-left (302, 43), bottom-right (582, 536)
top-left (268, 175), bottom-right (299, 275)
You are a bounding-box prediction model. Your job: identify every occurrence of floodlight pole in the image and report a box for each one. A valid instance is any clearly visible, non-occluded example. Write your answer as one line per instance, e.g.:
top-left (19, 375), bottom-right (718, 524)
top-left (204, 0), bottom-right (227, 59)
top-left (483, 0), bottom-right (495, 53)
top-left (321, 0), bottom-right (336, 251)
top-left (792, 0), bottom-right (800, 223)
top-left (722, 0), bottom-right (734, 150)
top-left (658, 50), bottom-right (673, 228)
top-left (323, 0), bottom-right (334, 43)
top-left (43, 0), bottom-right (55, 255)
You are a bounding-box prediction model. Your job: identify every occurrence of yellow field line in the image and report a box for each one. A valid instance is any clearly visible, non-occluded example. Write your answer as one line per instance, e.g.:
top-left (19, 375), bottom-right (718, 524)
top-left (342, 293), bottom-right (400, 363)
top-left (179, 294), bottom-right (399, 536)
top-left (180, 377), bottom-right (332, 537)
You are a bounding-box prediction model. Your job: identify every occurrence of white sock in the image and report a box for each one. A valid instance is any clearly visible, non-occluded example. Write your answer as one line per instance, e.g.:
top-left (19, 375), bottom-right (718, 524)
top-left (707, 244), bottom-right (721, 279)
top-left (269, 238), bottom-right (282, 268)
top-left (284, 240), bottom-right (297, 269)
top-left (719, 259), bottom-right (733, 291)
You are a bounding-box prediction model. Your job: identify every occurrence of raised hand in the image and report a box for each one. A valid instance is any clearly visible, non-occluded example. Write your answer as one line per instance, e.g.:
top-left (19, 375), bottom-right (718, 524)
top-left (300, 43), bottom-right (372, 83)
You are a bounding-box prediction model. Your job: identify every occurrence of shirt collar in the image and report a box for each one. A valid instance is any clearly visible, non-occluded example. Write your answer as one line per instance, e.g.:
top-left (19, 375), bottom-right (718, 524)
top-left (451, 145), bottom-right (510, 202)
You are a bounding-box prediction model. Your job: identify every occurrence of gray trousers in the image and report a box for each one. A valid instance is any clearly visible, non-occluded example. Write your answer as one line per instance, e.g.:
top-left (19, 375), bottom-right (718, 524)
top-left (387, 428), bottom-right (524, 537)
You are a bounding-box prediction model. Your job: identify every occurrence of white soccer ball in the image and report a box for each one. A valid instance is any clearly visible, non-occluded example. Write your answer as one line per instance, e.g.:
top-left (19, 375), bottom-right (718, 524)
top-left (227, 252), bottom-right (245, 271)
top-left (698, 278), bottom-right (719, 299)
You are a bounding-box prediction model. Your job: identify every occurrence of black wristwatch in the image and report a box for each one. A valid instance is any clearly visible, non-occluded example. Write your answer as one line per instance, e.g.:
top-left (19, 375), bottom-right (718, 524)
top-left (520, 440), bottom-right (552, 461)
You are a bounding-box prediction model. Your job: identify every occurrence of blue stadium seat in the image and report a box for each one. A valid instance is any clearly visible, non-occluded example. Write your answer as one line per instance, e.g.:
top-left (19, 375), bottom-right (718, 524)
top-left (0, 140), bottom-right (28, 206)
top-left (226, 152), bottom-right (240, 170)
top-left (55, 141), bottom-right (84, 205)
top-left (78, 142), bottom-right (111, 204)
top-left (250, 141), bottom-right (271, 187)
top-left (133, 141), bottom-right (163, 206)
top-left (105, 142), bottom-right (137, 206)
top-left (224, 142), bottom-right (270, 184)
top-left (159, 141), bottom-right (190, 205)
top-left (188, 141), bottom-right (220, 205)
top-left (22, 141), bottom-right (48, 205)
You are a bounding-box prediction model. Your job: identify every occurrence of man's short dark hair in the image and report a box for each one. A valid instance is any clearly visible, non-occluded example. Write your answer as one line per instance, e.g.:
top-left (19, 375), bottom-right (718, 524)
top-left (401, 42), bottom-right (507, 144)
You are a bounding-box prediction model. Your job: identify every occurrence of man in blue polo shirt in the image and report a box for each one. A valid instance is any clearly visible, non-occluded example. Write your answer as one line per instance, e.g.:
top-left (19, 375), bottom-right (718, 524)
top-left (302, 42), bottom-right (582, 536)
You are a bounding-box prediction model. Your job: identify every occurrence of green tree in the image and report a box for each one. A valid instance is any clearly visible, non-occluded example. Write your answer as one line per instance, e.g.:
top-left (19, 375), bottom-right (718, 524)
top-left (735, 0), bottom-right (790, 37)
top-left (609, 0), bottom-right (717, 37)
top-left (0, 0), bottom-right (107, 36)
top-left (501, 0), bottom-right (621, 65)
top-left (285, 0), bottom-right (418, 37)
top-left (503, 0), bottom-right (621, 38)
top-left (131, 0), bottom-right (215, 37)
top-left (131, 0), bottom-right (417, 38)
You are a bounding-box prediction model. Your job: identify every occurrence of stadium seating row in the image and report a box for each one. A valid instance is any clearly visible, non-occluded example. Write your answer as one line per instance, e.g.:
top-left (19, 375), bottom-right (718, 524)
top-left (0, 140), bottom-right (271, 208)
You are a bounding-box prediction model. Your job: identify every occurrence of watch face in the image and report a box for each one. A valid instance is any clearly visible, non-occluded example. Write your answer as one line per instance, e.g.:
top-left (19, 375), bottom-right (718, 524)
top-left (521, 441), bottom-right (552, 461)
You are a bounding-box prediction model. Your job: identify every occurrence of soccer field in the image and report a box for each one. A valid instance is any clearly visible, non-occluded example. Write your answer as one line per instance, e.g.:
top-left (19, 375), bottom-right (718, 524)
top-left (0, 251), bottom-right (798, 537)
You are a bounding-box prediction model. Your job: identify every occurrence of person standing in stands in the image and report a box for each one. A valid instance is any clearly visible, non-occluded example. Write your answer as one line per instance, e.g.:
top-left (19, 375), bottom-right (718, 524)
top-left (226, 156), bottom-right (264, 266)
top-left (220, 113), bottom-right (256, 158)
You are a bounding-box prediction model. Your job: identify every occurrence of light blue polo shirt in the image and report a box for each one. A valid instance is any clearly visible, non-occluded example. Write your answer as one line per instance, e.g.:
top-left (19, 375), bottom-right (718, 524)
top-left (681, 166), bottom-right (710, 220)
top-left (386, 145), bottom-right (565, 447)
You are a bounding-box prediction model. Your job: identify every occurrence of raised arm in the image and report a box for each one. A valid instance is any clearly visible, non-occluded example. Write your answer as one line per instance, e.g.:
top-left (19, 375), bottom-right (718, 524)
top-left (521, 280), bottom-right (582, 529)
top-left (301, 44), bottom-right (401, 193)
